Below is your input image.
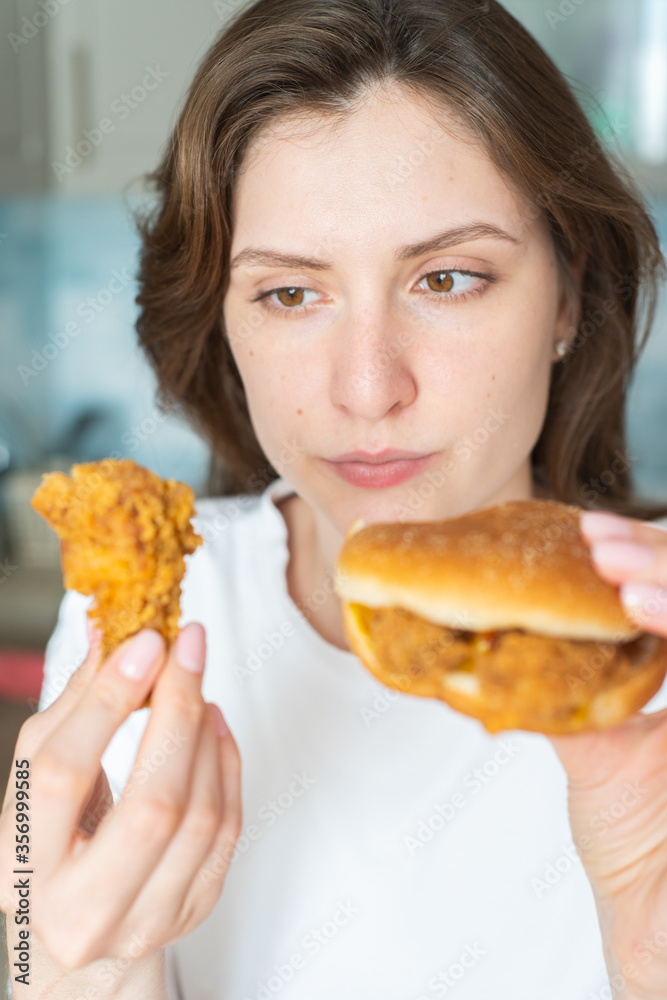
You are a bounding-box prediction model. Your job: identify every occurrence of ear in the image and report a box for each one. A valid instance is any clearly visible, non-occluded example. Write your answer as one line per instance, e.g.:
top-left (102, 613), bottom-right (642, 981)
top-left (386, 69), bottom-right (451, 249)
top-left (555, 249), bottom-right (587, 344)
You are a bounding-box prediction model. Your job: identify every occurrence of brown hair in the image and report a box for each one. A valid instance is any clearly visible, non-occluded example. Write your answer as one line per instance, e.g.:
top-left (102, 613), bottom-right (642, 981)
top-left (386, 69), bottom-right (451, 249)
top-left (133, 0), bottom-right (667, 519)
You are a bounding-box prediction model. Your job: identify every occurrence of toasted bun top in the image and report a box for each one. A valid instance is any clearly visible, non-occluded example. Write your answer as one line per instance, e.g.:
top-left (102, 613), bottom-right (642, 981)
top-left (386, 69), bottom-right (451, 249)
top-left (334, 499), bottom-right (640, 641)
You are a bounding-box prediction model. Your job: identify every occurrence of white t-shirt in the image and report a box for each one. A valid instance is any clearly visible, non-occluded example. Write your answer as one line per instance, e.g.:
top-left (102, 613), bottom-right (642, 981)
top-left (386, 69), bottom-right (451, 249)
top-left (39, 476), bottom-right (667, 1000)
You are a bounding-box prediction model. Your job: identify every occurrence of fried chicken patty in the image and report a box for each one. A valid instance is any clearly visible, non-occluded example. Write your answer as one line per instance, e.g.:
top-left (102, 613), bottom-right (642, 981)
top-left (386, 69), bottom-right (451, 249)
top-left (355, 603), bottom-right (656, 725)
top-left (31, 459), bottom-right (202, 660)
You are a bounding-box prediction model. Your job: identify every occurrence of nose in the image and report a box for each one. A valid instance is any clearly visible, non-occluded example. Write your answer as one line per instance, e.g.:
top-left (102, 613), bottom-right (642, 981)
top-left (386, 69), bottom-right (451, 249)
top-left (330, 307), bottom-right (418, 421)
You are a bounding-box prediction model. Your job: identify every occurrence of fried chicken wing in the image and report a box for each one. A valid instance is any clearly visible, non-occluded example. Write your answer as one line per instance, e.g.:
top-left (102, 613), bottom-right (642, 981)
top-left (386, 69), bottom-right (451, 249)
top-left (31, 459), bottom-right (202, 695)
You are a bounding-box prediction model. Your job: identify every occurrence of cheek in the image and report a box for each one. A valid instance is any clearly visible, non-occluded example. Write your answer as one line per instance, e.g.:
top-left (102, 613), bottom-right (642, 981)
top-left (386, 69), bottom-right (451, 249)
top-left (230, 343), bottom-right (322, 462)
top-left (420, 311), bottom-right (553, 433)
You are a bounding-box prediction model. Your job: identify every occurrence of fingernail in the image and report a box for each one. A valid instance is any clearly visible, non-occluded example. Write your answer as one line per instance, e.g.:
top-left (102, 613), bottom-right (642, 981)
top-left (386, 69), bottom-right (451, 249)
top-left (117, 630), bottom-right (164, 680)
top-left (621, 582), bottom-right (667, 614)
top-left (174, 623), bottom-right (206, 673)
top-left (209, 702), bottom-right (229, 737)
top-left (580, 511), bottom-right (634, 539)
top-left (590, 540), bottom-right (655, 572)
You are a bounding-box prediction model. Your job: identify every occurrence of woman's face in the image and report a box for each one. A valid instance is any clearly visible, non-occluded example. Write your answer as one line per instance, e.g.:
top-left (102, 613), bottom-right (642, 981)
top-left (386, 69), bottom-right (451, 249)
top-left (223, 84), bottom-right (574, 537)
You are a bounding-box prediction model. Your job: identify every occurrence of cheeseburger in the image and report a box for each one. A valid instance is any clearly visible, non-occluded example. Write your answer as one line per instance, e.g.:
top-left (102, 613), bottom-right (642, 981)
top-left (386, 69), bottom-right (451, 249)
top-left (334, 498), bottom-right (667, 735)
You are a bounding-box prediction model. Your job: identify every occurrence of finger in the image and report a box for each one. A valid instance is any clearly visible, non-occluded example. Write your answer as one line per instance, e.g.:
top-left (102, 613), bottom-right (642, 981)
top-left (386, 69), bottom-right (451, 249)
top-left (580, 510), bottom-right (667, 546)
top-left (180, 703), bottom-right (242, 927)
top-left (0, 623), bottom-right (105, 830)
top-left (121, 701), bottom-right (222, 943)
top-left (579, 513), bottom-right (667, 587)
top-left (55, 624), bottom-right (208, 930)
top-left (20, 628), bottom-right (103, 752)
top-left (30, 629), bottom-right (166, 881)
top-left (586, 537), bottom-right (667, 587)
top-left (617, 582), bottom-right (667, 637)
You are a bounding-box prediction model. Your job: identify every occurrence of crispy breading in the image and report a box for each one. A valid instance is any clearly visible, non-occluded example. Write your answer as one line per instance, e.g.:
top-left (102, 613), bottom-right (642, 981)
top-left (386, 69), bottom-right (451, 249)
top-left (360, 604), bottom-right (657, 731)
top-left (31, 459), bottom-right (202, 683)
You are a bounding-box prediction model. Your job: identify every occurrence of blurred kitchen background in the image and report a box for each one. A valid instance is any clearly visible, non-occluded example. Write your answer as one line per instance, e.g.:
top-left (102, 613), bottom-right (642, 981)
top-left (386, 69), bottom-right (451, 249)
top-left (1, 0), bottom-right (667, 920)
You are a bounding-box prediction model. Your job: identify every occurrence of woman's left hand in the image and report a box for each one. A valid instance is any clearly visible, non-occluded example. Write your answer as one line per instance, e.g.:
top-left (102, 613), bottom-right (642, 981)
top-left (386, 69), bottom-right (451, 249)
top-left (546, 510), bottom-right (667, 1000)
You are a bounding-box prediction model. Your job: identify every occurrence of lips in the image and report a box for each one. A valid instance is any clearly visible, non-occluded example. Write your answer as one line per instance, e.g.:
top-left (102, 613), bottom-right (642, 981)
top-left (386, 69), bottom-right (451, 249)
top-left (329, 449), bottom-right (433, 464)
top-left (322, 451), bottom-right (438, 488)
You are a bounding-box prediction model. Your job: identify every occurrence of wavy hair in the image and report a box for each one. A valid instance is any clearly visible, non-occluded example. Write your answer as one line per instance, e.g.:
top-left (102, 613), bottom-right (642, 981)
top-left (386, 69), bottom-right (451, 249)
top-left (133, 0), bottom-right (667, 518)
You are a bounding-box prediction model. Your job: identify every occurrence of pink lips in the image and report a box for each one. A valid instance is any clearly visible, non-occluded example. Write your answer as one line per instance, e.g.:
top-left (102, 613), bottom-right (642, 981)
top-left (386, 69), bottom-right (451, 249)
top-left (330, 448), bottom-right (429, 463)
top-left (322, 449), bottom-right (438, 488)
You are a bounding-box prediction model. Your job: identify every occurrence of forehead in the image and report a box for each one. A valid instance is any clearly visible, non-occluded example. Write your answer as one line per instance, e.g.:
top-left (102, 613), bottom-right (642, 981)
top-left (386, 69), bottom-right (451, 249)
top-left (230, 84), bottom-right (547, 251)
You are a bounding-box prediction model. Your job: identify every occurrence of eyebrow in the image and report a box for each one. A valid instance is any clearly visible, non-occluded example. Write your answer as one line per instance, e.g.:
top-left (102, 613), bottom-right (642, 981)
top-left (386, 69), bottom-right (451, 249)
top-left (229, 222), bottom-right (520, 271)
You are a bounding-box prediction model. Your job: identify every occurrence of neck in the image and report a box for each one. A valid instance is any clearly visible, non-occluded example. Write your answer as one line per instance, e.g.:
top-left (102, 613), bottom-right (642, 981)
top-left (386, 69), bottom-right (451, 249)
top-left (277, 490), bottom-right (351, 650)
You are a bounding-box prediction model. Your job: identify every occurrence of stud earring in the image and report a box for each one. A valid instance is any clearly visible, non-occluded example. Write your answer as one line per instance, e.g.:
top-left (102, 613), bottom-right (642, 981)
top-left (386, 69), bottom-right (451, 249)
top-left (554, 339), bottom-right (569, 359)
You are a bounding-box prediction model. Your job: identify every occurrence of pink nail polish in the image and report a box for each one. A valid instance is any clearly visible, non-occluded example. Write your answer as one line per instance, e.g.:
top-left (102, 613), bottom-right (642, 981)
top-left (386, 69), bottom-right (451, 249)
top-left (591, 540), bottom-right (654, 572)
top-left (620, 582), bottom-right (666, 610)
top-left (580, 511), bottom-right (634, 539)
top-left (118, 631), bottom-right (164, 680)
top-left (175, 623), bottom-right (206, 673)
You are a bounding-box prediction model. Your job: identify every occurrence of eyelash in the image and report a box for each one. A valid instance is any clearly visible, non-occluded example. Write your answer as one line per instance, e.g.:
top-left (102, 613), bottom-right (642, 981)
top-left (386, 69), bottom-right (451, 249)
top-left (251, 269), bottom-right (495, 317)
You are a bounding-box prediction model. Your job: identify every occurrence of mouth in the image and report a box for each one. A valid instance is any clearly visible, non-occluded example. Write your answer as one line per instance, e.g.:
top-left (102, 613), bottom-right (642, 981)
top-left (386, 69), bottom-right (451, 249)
top-left (321, 452), bottom-right (439, 488)
top-left (328, 448), bottom-right (433, 464)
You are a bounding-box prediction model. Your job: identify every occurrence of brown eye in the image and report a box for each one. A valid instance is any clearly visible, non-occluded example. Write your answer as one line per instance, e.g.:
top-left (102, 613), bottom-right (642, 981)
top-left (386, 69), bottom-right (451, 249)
top-left (276, 287), bottom-right (305, 307)
top-left (425, 271), bottom-right (454, 293)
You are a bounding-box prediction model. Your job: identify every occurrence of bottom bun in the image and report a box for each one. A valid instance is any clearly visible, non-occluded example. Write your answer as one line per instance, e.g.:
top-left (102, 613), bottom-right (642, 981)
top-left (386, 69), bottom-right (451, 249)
top-left (341, 601), bottom-right (667, 735)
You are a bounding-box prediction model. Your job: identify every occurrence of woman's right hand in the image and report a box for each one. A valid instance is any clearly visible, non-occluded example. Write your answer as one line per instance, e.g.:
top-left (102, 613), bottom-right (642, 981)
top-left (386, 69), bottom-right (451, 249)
top-left (0, 621), bottom-right (242, 973)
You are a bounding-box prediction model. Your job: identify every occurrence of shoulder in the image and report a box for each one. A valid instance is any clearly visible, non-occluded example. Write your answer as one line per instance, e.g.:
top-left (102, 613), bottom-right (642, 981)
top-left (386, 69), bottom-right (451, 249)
top-left (191, 492), bottom-right (264, 544)
top-left (180, 488), bottom-right (282, 607)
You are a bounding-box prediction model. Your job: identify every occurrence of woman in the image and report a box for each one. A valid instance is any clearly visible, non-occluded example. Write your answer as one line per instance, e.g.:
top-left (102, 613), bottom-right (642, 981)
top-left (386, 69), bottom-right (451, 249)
top-left (3, 0), bottom-right (667, 996)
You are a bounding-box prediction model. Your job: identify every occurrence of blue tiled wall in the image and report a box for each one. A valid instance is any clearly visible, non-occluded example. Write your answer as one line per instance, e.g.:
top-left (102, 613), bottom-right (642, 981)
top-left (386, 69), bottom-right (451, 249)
top-left (0, 195), bottom-right (209, 489)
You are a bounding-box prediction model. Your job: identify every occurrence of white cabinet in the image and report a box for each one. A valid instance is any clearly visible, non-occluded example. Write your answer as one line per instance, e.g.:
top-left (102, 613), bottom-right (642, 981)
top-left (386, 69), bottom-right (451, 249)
top-left (2, 0), bottom-right (236, 194)
top-left (1, 0), bottom-right (50, 193)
